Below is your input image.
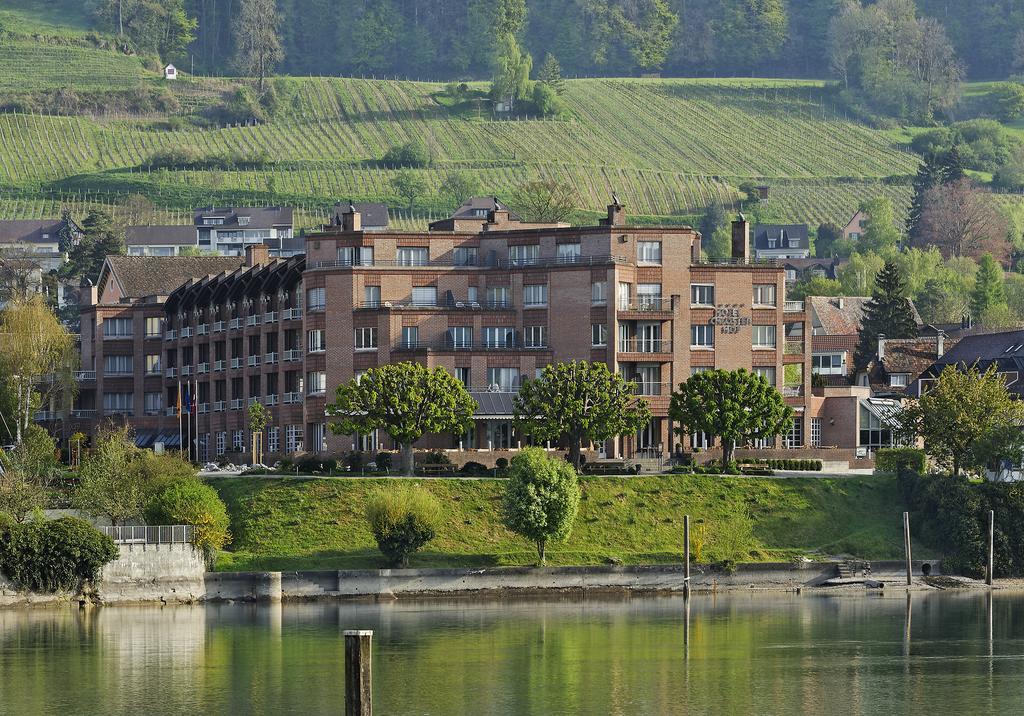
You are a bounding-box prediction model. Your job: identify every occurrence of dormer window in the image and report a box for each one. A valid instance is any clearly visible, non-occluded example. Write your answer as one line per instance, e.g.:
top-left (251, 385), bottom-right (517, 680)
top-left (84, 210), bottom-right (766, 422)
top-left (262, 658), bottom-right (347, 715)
top-left (768, 239), bottom-right (776, 249)
top-left (789, 238), bottom-right (799, 248)
top-left (239, 216), bottom-right (251, 226)
top-left (472, 209), bottom-right (487, 217)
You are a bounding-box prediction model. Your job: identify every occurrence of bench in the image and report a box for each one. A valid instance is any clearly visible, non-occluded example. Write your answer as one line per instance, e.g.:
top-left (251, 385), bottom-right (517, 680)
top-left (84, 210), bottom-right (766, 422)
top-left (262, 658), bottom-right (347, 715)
top-left (416, 463), bottom-right (457, 476)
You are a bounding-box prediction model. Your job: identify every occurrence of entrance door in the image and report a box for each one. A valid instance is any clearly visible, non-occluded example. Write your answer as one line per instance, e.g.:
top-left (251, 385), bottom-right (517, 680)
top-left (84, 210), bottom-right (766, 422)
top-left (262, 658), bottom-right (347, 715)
top-left (637, 419), bottom-right (658, 456)
top-left (486, 421), bottom-right (512, 450)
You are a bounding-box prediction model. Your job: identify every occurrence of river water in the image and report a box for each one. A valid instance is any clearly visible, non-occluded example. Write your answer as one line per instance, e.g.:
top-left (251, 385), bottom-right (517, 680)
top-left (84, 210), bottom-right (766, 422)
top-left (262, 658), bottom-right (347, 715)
top-left (1, 591), bottom-right (1022, 715)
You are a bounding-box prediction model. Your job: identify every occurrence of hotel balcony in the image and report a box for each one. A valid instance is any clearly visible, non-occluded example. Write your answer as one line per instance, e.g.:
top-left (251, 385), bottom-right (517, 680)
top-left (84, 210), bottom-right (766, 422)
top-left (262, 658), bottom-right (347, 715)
top-left (164, 329), bottom-right (177, 341)
top-left (616, 297), bottom-right (675, 317)
top-left (229, 399), bottom-right (243, 410)
top-left (784, 301), bottom-right (805, 313)
top-left (617, 339), bottom-right (673, 356)
top-left (394, 339), bottom-right (549, 352)
top-left (284, 349), bottom-right (303, 362)
top-left (74, 371), bottom-right (96, 382)
top-left (284, 392), bottom-right (304, 404)
top-left (197, 324), bottom-right (209, 336)
top-left (228, 318), bottom-right (242, 330)
top-left (247, 355), bottom-right (261, 367)
top-left (283, 308), bottom-right (303, 321)
top-left (213, 321), bottom-right (225, 333)
top-left (230, 358), bottom-right (243, 369)
top-left (197, 362), bottom-right (210, 374)
top-left (246, 314), bottom-right (261, 327)
top-left (265, 352), bottom-right (279, 365)
top-left (265, 394), bottom-right (280, 406)
top-left (180, 327), bottom-right (194, 338)
top-left (214, 360), bottom-right (226, 372)
top-left (358, 300), bottom-right (516, 311)
top-left (264, 311), bottom-right (277, 324)
top-left (165, 367), bottom-right (177, 378)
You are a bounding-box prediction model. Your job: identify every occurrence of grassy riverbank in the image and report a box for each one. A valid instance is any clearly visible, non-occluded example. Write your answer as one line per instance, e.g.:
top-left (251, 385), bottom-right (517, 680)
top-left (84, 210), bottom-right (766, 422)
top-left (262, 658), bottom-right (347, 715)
top-left (210, 474), bottom-right (931, 572)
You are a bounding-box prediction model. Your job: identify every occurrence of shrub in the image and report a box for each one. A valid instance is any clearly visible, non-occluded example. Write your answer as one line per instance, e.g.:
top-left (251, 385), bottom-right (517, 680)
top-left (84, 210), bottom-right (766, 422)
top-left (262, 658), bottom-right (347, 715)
top-left (144, 479), bottom-right (231, 557)
top-left (502, 448), bottom-right (581, 565)
top-left (365, 485), bottom-right (441, 566)
top-left (460, 461), bottom-right (488, 476)
top-left (2, 425), bottom-right (60, 484)
top-left (346, 451), bottom-right (364, 473)
top-left (134, 451), bottom-right (196, 494)
top-left (0, 470), bottom-right (45, 522)
top-left (0, 517), bottom-right (118, 593)
top-left (145, 145), bottom-right (201, 169)
top-left (420, 450), bottom-right (452, 465)
top-left (876, 447), bottom-right (926, 475)
top-left (532, 82), bottom-right (566, 117)
top-left (374, 452), bottom-right (393, 471)
top-left (383, 140), bottom-right (432, 168)
top-left (495, 457), bottom-right (509, 473)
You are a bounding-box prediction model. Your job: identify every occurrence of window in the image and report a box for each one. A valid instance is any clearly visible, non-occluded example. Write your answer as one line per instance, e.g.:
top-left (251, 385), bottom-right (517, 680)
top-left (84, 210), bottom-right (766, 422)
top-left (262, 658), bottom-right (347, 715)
top-left (785, 416), bottom-right (804, 448)
top-left (486, 286), bottom-right (510, 308)
top-left (483, 326), bottom-right (516, 348)
top-left (104, 355), bottom-right (133, 375)
top-left (508, 244), bottom-right (539, 265)
top-left (557, 243), bottom-right (581, 262)
top-left (454, 367), bottom-right (470, 386)
top-left (753, 284), bottom-right (777, 306)
top-left (812, 353), bottom-right (845, 375)
top-left (447, 326), bottom-right (472, 349)
top-left (363, 285), bottom-right (381, 307)
top-left (467, 287), bottom-right (478, 304)
top-left (890, 373), bottom-right (909, 388)
top-left (691, 325), bottom-right (714, 348)
top-left (860, 405), bottom-right (894, 448)
top-left (338, 245), bottom-right (374, 266)
top-left (397, 247), bottom-right (429, 266)
top-left (637, 241), bottom-right (662, 264)
top-left (145, 317), bottom-right (164, 338)
top-left (286, 425), bottom-right (303, 453)
top-left (103, 318), bottom-right (133, 337)
top-left (811, 417), bottom-right (822, 448)
top-left (103, 392), bottom-right (133, 414)
top-left (634, 364), bottom-right (662, 395)
top-left (307, 287), bottom-right (326, 311)
top-left (523, 284), bottom-right (548, 307)
top-left (753, 366), bottom-right (776, 386)
top-left (354, 327), bottom-right (377, 350)
top-left (401, 326), bottom-right (419, 349)
top-left (618, 282), bottom-right (631, 309)
top-left (591, 281), bottom-right (607, 305)
top-left (637, 283), bottom-right (662, 309)
top-left (307, 371), bottom-right (327, 395)
top-left (752, 325), bottom-right (777, 349)
top-left (249, 375), bottom-right (261, 398)
top-left (307, 329), bottom-right (326, 353)
top-left (411, 286), bottom-right (437, 306)
top-left (691, 284), bottom-right (715, 306)
top-left (592, 323), bottom-right (608, 347)
top-left (145, 354), bottom-right (161, 375)
top-left (216, 432), bottom-right (227, 457)
top-left (267, 427), bottom-right (280, 454)
top-left (238, 216), bottom-right (251, 226)
top-left (233, 430), bottom-right (245, 452)
top-left (691, 366), bottom-right (712, 376)
top-left (453, 246), bottom-right (477, 266)
top-left (524, 325), bottom-right (547, 348)
top-left (310, 423), bottom-right (327, 452)
top-left (143, 392), bottom-right (163, 416)
top-left (487, 368), bottom-right (519, 391)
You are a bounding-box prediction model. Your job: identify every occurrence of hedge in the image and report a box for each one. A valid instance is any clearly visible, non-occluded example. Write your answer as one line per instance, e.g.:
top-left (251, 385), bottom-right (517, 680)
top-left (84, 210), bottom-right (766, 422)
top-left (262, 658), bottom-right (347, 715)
top-left (875, 448), bottom-right (926, 475)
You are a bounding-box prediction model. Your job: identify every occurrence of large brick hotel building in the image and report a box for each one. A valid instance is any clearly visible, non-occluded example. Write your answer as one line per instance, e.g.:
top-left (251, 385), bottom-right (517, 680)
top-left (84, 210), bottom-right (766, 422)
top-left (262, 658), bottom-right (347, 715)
top-left (56, 203), bottom-right (831, 463)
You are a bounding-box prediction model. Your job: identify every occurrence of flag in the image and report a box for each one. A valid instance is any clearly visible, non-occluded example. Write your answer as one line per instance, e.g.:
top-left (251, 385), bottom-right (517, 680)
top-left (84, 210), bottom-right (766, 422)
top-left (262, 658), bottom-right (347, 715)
top-left (176, 381), bottom-right (182, 417)
top-left (183, 384), bottom-right (192, 414)
top-left (191, 380), bottom-right (197, 414)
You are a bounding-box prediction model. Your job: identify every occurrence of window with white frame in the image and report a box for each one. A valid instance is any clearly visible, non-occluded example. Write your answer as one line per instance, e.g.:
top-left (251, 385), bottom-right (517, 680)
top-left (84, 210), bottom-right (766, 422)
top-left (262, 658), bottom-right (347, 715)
top-left (637, 241), bottom-right (662, 264)
top-left (487, 367), bottom-right (519, 391)
top-left (454, 367), bottom-right (470, 386)
top-left (411, 286), bottom-right (437, 306)
top-left (306, 287), bottom-right (326, 311)
top-left (592, 323), bottom-right (608, 347)
top-left (752, 325), bottom-right (777, 349)
top-left (307, 329), bottom-right (326, 353)
top-left (523, 284), bottom-right (548, 307)
top-left (753, 366), bottom-right (776, 385)
top-left (354, 327), bottom-right (377, 350)
top-left (691, 366), bottom-right (712, 376)
top-left (591, 281), bottom-right (607, 305)
top-left (401, 326), bottom-right (419, 349)
top-left (267, 427), bottom-right (280, 454)
top-left (485, 286), bottom-right (509, 307)
top-left (307, 371), bottom-right (327, 394)
top-left (216, 431), bottom-right (227, 456)
top-left (103, 392), bottom-right (133, 414)
top-left (811, 417), bottom-right (822, 448)
top-left (752, 284), bottom-right (777, 306)
top-left (859, 405), bottom-right (893, 448)
top-left (104, 355), bottom-right (133, 375)
top-left (103, 318), bottom-right (133, 337)
top-left (453, 246), bottom-right (477, 266)
top-left (467, 286), bottom-right (478, 304)
top-left (524, 325), bottom-right (547, 348)
top-left (508, 244), bottom-right (539, 265)
top-left (483, 326), bottom-right (515, 348)
top-left (310, 423), bottom-right (327, 452)
top-left (447, 326), bottom-right (472, 348)
top-left (145, 317), bottom-right (164, 338)
top-left (691, 325), bottom-right (714, 348)
top-left (785, 416), bottom-right (804, 448)
top-left (233, 430), bottom-right (244, 451)
top-left (397, 247), bottom-right (429, 266)
top-left (145, 354), bottom-right (161, 375)
top-left (286, 425), bottom-right (303, 453)
top-left (889, 373), bottom-right (909, 388)
top-left (618, 282), bottom-right (631, 309)
top-left (363, 285), bottom-right (381, 307)
top-left (337, 245), bottom-right (374, 266)
top-left (144, 392), bottom-right (163, 415)
top-left (637, 283), bottom-right (662, 309)
top-left (691, 284), bottom-right (715, 306)
top-left (812, 353), bottom-right (845, 375)
top-left (557, 243), bottom-right (581, 262)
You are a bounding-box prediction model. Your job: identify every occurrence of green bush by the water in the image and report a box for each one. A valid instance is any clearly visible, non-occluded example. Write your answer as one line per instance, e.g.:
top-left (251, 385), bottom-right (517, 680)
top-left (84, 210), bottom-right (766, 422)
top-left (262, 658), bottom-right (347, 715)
top-left (365, 485), bottom-right (441, 566)
top-left (145, 479), bottom-right (231, 557)
top-left (876, 448), bottom-right (926, 475)
top-left (0, 516), bottom-right (118, 593)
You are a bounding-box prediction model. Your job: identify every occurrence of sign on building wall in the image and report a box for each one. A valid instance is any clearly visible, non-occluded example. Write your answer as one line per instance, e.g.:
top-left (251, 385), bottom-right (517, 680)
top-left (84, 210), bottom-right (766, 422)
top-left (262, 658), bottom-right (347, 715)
top-left (709, 304), bottom-right (751, 334)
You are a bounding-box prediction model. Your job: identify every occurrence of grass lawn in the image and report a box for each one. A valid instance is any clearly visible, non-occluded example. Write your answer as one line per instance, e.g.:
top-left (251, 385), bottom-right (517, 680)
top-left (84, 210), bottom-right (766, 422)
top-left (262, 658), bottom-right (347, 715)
top-left (210, 474), bottom-right (931, 572)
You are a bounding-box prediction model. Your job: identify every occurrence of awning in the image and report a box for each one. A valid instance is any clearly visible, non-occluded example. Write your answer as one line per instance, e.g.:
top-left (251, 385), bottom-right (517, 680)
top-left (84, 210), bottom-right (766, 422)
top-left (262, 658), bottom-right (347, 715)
top-left (156, 432), bottom-right (182, 447)
top-left (469, 391), bottom-right (516, 420)
top-left (134, 432), bottom-right (156, 449)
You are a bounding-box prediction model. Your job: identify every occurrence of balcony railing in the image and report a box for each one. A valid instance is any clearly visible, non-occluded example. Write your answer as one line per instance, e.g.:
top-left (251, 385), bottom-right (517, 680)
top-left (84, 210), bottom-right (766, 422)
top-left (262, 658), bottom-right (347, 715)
top-left (180, 327), bottom-right (194, 338)
top-left (197, 362), bottom-right (210, 374)
top-left (229, 399), bottom-right (243, 410)
top-left (230, 358), bottom-right (243, 369)
top-left (284, 349), bottom-right (302, 362)
top-left (35, 410), bottom-right (57, 421)
top-left (358, 300), bottom-right (516, 311)
top-left (630, 381), bottom-right (673, 397)
top-left (164, 329), bottom-right (177, 341)
top-left (214, 360), bottom-right (226, 372)
top-left (264, 311), bottom-right (277, 323)
top-left (74, 371), bottom-right (96, 382)
top-left (265, 394), bottom-right (279, 406)
top-left (618, 298), bottom-right (673, 312)
top-left (246, 315), bottom-right (261, 326)
top-left (247, 396), bottom-right (262, 406)
top-left (618, 339), bottom-right (673, 353)
top-left (283, 308), bottom-right (303, 320)
top-left (213, 401), bottom-right (226, 412)
top-left (782, 385), bottom-right (804, 397)
top-left (265, 352), bottom-right (278, 364)
top-left (70, 409), bottom-right (96, 419)
top-left (198, 403), bottom-right (209, 414)
top-left (784, 341), bottom-right (804, 355)
top-left (197, 324), bottom-right (209, 335)
top-left (784, 301), bottom-right (805, 313)
top-left (395, 339), bottom-right (549, 352)
top-left (310, 254), bottom-right (629, 270)
top-left (228, 318), bottom-right (242, 330)
top-left (213, 321), bottom-right (225, 333)
top-left (100, 525), bottom-right (193, 545)
top-left (247, 355), bottom-right (261, 367)
top-left (284, 392), bottom-right (304, 404)
top-left (164, 407), bottom-right (177, 417)
top-left (165, 367), bottom-right (177, 378)
top-left (181, 365), bottom-right (193, 376)
top-left (697, 257), bottom-right (782, 267)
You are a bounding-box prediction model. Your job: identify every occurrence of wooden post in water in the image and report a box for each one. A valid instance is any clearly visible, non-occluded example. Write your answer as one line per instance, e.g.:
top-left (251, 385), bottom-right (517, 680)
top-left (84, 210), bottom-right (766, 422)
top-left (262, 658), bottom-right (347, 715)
top-left (684, 514), bottom-right (691, 599)
top-left (987, 510), bottom-right (995, 586)
top-left (345, 630), bottom-right (372, 716)
top-left (903, 512), bottom-right (912, 586)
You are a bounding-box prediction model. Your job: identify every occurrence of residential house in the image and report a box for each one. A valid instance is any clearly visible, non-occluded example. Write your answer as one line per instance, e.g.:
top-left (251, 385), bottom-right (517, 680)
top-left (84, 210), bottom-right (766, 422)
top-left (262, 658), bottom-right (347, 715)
top-left (428, 197), bottom-right (568, 233)
top-left (0, 217), bottom-right (83, 306)
top-left (784, 257), bottom-right (838, 285)
top-left (752, 224), bottom-right (810, 260)
top-left (126, 226), bottom-right (198, 256)
top-left (126, 207), bottom-right (296, 258)
top-left (331, 202), bottom-right (389, 232)
top-left (842, 210), bottom-right (868, 242)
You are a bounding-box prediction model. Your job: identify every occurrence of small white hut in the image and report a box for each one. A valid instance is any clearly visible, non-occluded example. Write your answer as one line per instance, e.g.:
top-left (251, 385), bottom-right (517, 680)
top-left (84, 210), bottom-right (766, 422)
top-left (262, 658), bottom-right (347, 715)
top-left (163, 64), bottom-right (178, 80)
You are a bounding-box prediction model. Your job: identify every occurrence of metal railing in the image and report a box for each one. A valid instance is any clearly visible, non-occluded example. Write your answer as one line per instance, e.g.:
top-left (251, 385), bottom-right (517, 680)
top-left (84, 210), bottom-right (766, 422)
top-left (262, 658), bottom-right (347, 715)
top-left (264, 311), bottom-right (277, 323)
top-left (310, 254), bottom-right (629, 270)
top-left (284, 392), bottom-right (304, 404)
top-left (197, 362), bottom-right (210, 374)
top-left (180, 327), bottom-right (194, 338)
top-left (70, 409), bottom-right (96, 419)
top-left (630, 382), bottom-right (673, 397)
top-left (618, 298), bottom-right (673, 312)
top-left (697, 257), bottom-right (782, 267)
top-left (265, 352), bottom-right (279, 364)
top-left (283, 308), bottom-right (303, 320)
top-left (198, 403), bottom-right (209, 414)
top-left (358, 300), bottom-right (516, 311)
top-left (230, 358), bottom-right (243, 369)
top-left (229, 399), bottom-right (243, 410)
top-left (165, 367), bottom-right (177, 378)
top-left (214, 360), bottom-right (226, 372)
top-left (181, 365), bottom-right (193, 376)
top-left (782, 386), bottom-right (805, 397)
top-left (246, 315), bottom-right (261, 326)
top-left (213, 321), bottom-right (225, 333)
top-left (247, 396), bottom-right (262, 406)
top-left (228, 318), bottom-right (242, 330)
top-left (247, 355), bottom-right (261, 367)
top-left (197, 324), bottom-right (209, 335)
top-left (394, 339), bottom-right (549, 352)
top-left (213, 401), bottom-right (226, 412)
top-left (164, 329), bottom-right (177, 341)
top-left (265, 394), bottom-right (280, 406)
top-left (100, 525), bottom-right (194, 544)
top-left (74, 371), bottom-right (96, 382)
top-left (284, 349), bottom-right (303, 361)
top-left (618, 339), bottom-right (673, 353)
top-left (784, 301), bottom-right (805, 312)
top-left (34, 410), bottom-right (57, 421)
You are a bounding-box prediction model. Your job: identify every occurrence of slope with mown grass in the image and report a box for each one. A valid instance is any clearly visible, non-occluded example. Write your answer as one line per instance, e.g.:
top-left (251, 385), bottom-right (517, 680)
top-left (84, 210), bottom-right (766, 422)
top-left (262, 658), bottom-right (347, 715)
top-left (211, 474), bottom-right (931, 572)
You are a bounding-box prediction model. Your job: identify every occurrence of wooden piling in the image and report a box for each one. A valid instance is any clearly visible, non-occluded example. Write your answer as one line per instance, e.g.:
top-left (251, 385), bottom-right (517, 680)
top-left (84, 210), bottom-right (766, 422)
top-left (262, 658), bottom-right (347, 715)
top-left (987, 510), bottom-right (995, 586)
top-left (683, 514), bottom-right (691, 598)
top-left (903, 512), bottom-right (912, 586)
top-left (345, 630), bottom-right (373, 716)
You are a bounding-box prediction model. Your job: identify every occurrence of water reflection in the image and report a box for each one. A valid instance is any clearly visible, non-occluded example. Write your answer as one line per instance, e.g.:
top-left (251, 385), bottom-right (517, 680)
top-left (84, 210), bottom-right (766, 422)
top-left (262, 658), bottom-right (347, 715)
top-left (0, 592), bottom-right (1023, 715)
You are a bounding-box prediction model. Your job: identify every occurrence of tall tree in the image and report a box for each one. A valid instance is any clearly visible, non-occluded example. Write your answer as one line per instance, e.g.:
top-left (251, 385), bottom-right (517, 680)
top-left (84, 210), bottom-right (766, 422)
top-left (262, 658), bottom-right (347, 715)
top-left (513, 361), bottom-right (651, 470)
top-left (491, 32), bottom-right (533, 104)
top-left (971, 253), bottom-right (1007, 321)
top-left (390, 170), bottom-right (429, 211)
top-left (816, 221), bottom-right (842, 258)
top-left (510, 180), bottom-right (579, 223)
top-left (234, 0), bottom-right (284, 92)
top-left (714, 0), bottom-right (788, 74)
top-left (438, 171), bottom-right (481, 214)
top-left (328, 363), bottom-right (477, 475)
top-left (92, 0), bottom-right (196, 59)
top-left (669, 369), bottom-right (793, 468)
top-left (857, 196), bottom-right (901, 252)
top-left (854, 260), bottom-right (919, 369)
top-left (74, 426), bottom-right (148, 526)
top-left (61, 210), bottom-right (125, 284)
top-left (537, 52), bottom-right (566, 95)
top-left (906, 153), bottom-right (944, 243)
top-left (919, 179), bottom-right (1011, 263)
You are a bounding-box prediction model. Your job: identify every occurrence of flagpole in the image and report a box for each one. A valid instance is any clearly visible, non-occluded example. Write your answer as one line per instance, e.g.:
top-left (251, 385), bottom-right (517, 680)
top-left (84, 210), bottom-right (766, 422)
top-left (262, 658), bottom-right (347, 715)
top-left (195, 378), bottom-right (200, 463)
top-left (177, 380), bottom-right (183, 459)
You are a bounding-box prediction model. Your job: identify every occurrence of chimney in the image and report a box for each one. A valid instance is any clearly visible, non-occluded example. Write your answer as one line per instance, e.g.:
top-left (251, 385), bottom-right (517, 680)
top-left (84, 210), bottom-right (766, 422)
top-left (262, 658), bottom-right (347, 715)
top-left (877, 333), bottom-right (887, 361)
top-left (340, 201), bottom-right (362, 232)
top-left (245, 243), bottom-right (270, 267)
top-left (599, 195), bottom-right (625, 227)
top-left (936, 330), bottom-right (945, 358)
top-left (731, 214), bottom-right (750, 263)
top-left (485, 207), bottom-right (511, 229)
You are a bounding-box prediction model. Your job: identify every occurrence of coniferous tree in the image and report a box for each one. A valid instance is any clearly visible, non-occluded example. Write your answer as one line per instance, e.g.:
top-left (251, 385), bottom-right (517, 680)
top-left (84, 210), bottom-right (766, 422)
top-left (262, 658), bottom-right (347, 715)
top-left (971, 253), bottom-right (1007, 320)
top-left (537, 53), bottom-right (565, 95)
top-left (907, 154), bottom-right (943, 244)
top-left (941, 144), bottom-right (967, 184)
top-left (60, 210), bottom-right (125, 283)
top-left (854, 261), bottom-right (918, 369)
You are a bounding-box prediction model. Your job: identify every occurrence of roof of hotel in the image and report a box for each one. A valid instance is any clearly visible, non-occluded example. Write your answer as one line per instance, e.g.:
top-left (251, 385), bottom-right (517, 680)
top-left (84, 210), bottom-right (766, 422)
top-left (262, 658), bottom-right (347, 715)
top-left (103, 255), bottom-right (247, 298)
